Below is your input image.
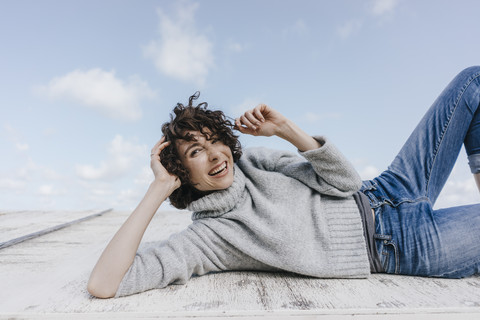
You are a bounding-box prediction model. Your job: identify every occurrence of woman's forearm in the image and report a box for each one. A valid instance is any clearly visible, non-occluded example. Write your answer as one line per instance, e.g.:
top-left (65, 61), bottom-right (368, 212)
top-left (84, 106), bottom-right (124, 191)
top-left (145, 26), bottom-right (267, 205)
top-left (276, 119), bottom-right (321, 152)
top-left (87, 179), bottom-right (176, 298)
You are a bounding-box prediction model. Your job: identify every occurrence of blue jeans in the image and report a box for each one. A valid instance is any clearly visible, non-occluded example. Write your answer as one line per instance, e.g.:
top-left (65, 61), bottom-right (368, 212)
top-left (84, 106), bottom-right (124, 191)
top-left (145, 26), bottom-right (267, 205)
top-left (361, 66), bottom-right (480, 278)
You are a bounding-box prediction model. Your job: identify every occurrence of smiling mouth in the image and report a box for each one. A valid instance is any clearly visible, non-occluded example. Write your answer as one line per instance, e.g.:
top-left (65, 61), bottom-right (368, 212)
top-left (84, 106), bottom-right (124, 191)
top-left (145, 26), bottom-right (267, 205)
top-left (209, 161), bottom-right (227, 176)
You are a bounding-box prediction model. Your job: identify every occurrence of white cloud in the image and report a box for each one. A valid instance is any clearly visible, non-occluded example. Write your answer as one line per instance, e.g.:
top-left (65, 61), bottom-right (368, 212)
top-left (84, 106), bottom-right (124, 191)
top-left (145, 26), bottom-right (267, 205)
top-left (336, 0), bottom-right (399, 39)
top-left (38, 184), bottom-right (53, 195)
top-left (36, 68), bottom-right (155, 121)
top-left (41, 167), bottom-right (64, 180)
top-left (352, 158), bottom-right (382, 180)
top-left (73, 138), bottom-right (155, 210)
top-left (12, 158), bottom-right (37, 181)
top-left (0, 155), bottom-right (70, 210)
top-left (0, 160), bottom-right (33, 194)
top-left (283, 19), bottom-right (309, 37)
top-left (134, 165), bottom-right (154, 186)
top-left (227, 41), bottom-right (245, 53)
top-left (115, 188), bottom-right (144, 209)
top-left (14, 158), bottom-right (64, 182)
top-left (143, 2), bottom-right (214, 86)
top-left (300, 111), bottom-right (342, 123)
top-left (4, 124), bottom-right (29, 152)
top-left (359, 165), bottom-right (381, 180)
top-left (0, 157), bottom-right (63, 193)
top-left (433, 158), bottom-right (480, 209)
top-left (90, 187), bottom-right (114, 197)
top-left (76, 167), bottom-right (154, 211)
top-left (229, 97), bottom-right (265, 116)
top-left (42, 127), bottom-right (57, 136)
top-left (76, 135), bottom-right (147, 181)
top-left (435, 178), bottom-right (479, 209)
top-left (0, 178), bottom-right (26, 190)
top-left (77, 180), bottom-right (115, 208)
top-left (337, 19), bottom-right (363, 39)
top-left (16, 143), bottom-right (29, 151)
top-left (37, 184), bottom-right (65, 196)
top-left (371, 0), bottom-right (399, 16)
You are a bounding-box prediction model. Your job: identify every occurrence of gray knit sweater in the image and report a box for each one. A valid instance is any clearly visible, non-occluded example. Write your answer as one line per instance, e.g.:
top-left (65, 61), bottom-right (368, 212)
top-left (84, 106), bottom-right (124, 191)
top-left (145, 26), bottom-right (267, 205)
top-left (115, 136), bottom-right (370, 297)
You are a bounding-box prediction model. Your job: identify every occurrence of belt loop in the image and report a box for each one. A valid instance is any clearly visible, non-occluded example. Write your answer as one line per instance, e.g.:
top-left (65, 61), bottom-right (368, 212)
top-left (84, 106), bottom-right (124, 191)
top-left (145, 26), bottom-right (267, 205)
top-left (373, 234), bottom-right (392, 241)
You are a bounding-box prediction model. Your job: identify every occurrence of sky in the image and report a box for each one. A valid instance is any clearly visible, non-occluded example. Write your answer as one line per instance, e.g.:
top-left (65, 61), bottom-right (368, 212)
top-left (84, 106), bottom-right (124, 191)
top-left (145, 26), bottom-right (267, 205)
top-left (1, 0), bottom-right (480, 211)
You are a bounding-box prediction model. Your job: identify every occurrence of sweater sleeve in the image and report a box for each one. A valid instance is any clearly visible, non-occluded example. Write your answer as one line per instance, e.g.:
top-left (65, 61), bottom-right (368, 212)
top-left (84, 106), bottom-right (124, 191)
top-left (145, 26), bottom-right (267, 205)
top-left (114, 224), bottom-right (224, 297)
top-left (244, 136), bottom-right (362, 197)
top-left (297, 136), bottom-right (362, 197)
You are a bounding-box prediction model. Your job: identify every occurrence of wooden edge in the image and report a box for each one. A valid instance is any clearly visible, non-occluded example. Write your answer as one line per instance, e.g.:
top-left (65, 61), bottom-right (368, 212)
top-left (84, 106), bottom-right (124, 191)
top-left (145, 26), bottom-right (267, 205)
top-left (1, 308), bottom-right (480, 319)
top-left (0, 209), bottom-right (113, 250)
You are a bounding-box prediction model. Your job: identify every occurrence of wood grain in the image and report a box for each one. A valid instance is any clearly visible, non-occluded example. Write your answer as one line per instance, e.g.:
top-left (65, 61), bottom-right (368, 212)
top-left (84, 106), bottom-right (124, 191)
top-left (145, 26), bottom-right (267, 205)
top-left (0, 210), bottom-right (479, 319)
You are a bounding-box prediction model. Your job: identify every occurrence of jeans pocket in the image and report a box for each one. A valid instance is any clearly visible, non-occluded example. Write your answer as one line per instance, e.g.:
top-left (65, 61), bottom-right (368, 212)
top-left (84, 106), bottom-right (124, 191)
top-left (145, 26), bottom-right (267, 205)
top-left (375, 235), bottom-right (399, 274)
top-left (382, 240), bottom-right (399, 274)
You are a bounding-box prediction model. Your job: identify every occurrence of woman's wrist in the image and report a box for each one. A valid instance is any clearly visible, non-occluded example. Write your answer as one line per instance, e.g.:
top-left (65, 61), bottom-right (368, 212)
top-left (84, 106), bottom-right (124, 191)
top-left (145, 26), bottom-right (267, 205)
top-left (276, 120), bottom-right (321, 152)
top-left (150, 177), bottom-right (178, 198)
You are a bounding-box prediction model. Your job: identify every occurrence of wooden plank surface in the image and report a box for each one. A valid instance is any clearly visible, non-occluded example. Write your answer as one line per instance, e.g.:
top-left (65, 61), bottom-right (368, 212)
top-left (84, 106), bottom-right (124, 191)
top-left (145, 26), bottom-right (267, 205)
top-left (0, 210), bottom-right (479, 319)
top-left (0, 210), bottom-right (111, 244)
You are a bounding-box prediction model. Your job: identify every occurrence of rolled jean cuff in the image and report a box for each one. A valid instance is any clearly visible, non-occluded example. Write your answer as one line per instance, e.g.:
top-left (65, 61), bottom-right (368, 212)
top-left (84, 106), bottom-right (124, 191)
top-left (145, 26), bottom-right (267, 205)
top-left (468, 154), bottom-right (480, 174)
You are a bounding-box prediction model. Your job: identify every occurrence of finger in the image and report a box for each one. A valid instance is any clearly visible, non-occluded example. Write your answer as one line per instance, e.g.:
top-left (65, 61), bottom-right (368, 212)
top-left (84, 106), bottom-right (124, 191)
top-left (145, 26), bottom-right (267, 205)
top-left (244, 110), bottom-right (262, 127)
top-left (253, 105), bottom-right (266, 123)
top-left (234, 118), bottom-right (244, 130)
top-left (240, 114), bottom-right (257, 130)
top-left (151, 137), bottom-right (165, 154)
top-left (235, 118), bottom-right (254, 135)
top-left (152, 136), bottom-right (166, 149)
top-left (159, 140), bottom-right (171, 150)
top-left (151, 138), bottom-right (170, 158)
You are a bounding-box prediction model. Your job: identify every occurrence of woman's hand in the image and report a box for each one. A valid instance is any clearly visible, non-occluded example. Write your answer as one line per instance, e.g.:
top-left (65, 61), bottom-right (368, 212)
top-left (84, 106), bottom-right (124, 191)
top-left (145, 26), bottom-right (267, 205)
top-left (236, 104), bottom-right (321, 152)
top-left (150, 137), bottom-right (181, 192)
top-left (235, 104), bottom-right (288, 137)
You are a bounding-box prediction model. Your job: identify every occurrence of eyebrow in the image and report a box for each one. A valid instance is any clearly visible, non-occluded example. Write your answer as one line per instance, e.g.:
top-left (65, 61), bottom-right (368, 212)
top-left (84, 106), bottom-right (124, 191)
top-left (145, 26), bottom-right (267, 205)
top-left (183, 142), bottom-right (201, 156)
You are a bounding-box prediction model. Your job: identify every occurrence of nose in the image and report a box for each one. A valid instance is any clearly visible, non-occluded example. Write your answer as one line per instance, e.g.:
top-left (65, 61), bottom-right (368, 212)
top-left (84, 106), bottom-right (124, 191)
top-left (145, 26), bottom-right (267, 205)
top-left (207, 146), bottom-right (220, 162)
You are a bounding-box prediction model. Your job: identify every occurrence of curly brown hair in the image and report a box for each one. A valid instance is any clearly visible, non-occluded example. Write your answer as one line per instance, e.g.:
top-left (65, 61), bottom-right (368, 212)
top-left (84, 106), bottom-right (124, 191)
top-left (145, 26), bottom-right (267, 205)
top-left (160, 92), bottom-right (242, 209)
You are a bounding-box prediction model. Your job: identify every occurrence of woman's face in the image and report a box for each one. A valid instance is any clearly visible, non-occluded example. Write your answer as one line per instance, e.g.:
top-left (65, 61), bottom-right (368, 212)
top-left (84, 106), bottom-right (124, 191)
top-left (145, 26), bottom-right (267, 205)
top-left (176, 130), bottom-right (234, 192)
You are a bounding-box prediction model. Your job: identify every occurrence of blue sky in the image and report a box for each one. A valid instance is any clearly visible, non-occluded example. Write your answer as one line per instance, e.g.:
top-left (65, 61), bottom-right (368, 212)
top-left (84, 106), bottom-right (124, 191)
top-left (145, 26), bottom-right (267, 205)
top-left (1, 0), bottom-right (480, 211)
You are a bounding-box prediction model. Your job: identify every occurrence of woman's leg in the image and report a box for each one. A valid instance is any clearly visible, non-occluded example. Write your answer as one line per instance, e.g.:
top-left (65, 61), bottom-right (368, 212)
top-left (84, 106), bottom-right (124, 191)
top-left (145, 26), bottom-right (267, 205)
top-left (375, 66), bottom-right (480, 205)
top-left (363, 66), bottom-right (480, 277)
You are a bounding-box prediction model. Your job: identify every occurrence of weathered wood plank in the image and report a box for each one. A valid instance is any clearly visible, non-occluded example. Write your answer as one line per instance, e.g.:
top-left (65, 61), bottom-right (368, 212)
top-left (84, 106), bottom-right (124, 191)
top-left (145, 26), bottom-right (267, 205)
top-left (0, 210), bottom-right (479, 319)
top-left (1, 311), bottom-right (480, 319)
top-left (0, 209), bottom-right (112, 249)
top-left (0, 210), bottom-right (111, 244)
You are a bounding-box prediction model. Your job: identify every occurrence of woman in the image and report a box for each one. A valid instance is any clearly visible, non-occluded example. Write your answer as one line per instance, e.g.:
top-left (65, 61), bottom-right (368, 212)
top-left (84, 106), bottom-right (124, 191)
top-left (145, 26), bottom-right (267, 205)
top-left (88, 66), bottom-right (480, 299)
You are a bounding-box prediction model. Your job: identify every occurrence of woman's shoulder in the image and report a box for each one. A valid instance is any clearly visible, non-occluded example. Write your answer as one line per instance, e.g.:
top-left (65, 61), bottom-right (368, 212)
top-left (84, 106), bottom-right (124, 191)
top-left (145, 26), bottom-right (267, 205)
top-left (241, 146), bottom-right (297, 159)
top-left (238, 146), bottom-right (300, 171)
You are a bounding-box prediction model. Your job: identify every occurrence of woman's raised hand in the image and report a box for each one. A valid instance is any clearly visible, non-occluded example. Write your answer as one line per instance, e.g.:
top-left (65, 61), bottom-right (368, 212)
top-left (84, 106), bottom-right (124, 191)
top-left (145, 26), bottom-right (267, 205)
top-left (236, 104), bottom-right (321, 152)
top-left (150, 137), bottom-right (181, 191)
top-left (235, 104), bottom-right (288, 137)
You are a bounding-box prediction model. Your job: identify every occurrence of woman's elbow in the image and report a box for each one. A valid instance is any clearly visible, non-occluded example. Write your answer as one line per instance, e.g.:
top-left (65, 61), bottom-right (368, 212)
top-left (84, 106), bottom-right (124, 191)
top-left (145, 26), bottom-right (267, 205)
top-left (345, 170), bottom-right (363, 191)
top-left (87, 275), bottom-right (117, 299)
top-left (339, 177), bottom-right (363, 196)
top-left (352, 176), bottom-right (363, 191)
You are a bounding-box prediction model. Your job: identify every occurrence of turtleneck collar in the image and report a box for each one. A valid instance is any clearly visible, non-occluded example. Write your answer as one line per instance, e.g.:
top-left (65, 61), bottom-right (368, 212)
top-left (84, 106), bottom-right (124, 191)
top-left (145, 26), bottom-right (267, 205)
top-left (188, 165), bottom-right (246, 220)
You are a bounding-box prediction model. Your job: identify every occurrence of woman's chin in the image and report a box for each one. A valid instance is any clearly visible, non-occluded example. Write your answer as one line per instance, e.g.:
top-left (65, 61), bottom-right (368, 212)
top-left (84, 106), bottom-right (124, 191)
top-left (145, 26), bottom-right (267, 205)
top-left (196, 176), bottom-right (234, 193)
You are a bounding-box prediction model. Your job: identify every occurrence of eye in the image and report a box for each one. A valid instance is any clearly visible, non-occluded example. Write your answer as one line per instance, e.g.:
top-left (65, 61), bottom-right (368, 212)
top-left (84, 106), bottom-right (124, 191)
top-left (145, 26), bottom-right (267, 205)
top-left (190, 148), bottom-right (201, 157)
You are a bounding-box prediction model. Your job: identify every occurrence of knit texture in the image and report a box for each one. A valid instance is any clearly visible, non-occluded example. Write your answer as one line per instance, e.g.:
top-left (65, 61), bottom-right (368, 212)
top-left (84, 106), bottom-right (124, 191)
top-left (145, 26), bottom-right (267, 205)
top-left (115, 136), bottom-right (370, 297)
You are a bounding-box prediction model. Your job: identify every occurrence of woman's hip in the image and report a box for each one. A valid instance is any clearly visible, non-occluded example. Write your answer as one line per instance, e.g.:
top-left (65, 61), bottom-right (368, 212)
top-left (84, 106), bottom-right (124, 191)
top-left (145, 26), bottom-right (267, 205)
top-left (371, 198), bottom-right (480, 278)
